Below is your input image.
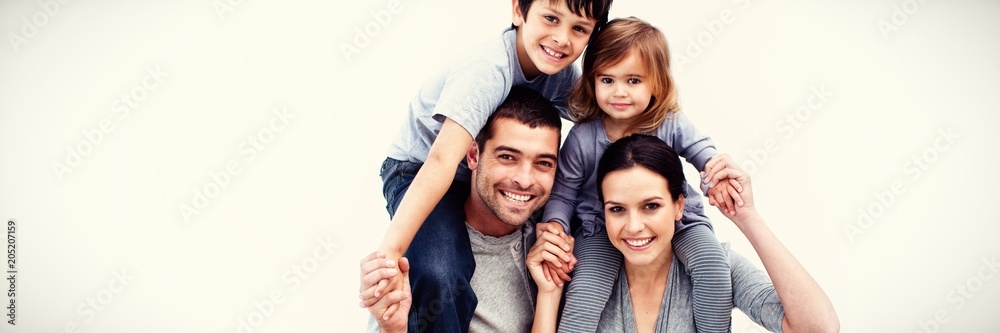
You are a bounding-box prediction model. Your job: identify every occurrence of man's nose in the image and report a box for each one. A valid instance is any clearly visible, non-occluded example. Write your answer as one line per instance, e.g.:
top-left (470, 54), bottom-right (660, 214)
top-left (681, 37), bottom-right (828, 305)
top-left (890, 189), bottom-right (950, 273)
top-left (511, 162), bottom-right (535, 189)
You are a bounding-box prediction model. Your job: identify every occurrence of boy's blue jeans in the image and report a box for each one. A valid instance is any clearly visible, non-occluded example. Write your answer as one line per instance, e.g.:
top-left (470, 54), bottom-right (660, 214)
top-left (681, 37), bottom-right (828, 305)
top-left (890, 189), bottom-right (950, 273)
top-left (380, 157), bottom-right (476, 333)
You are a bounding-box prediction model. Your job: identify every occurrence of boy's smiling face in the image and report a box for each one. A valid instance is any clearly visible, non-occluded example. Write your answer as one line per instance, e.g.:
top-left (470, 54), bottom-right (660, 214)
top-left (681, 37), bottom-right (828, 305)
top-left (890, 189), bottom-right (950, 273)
top-left (512, 0), bottom-right (597, 79)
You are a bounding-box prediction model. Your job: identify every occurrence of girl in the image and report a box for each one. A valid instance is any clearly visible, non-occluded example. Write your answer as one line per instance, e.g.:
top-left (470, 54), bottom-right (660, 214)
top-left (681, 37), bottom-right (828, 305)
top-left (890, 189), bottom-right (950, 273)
top-left (539, 17), bottom-right (742, 332)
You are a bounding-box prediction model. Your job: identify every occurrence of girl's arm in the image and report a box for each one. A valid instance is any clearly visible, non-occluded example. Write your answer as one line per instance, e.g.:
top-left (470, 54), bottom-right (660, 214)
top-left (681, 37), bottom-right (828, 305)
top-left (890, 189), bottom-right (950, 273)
top-left (377, 118), bottom-right (472, 259)
top-left (664, 111), bottom-right (718, 174)
top-left (664, 111), bottom-right (743, 214)
top-left (538, 125), bottom-right (590, 282)
top-left (541, 124), bottom-right (588, 232)
top-left (716, 168), bottom-right (840, 333)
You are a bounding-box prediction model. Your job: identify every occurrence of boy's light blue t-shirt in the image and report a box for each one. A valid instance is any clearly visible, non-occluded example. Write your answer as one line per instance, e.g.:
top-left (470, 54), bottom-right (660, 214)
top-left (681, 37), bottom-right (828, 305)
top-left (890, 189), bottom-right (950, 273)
top-left (386, 27), bottom-right (579, 178)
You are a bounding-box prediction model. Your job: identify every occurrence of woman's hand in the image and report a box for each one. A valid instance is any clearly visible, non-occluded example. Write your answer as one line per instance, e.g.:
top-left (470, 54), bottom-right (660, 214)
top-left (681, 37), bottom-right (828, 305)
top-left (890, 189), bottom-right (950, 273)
top-left (702, 154), bottom-right (746, 215)
top-left (707, 164), bottom-right (759, 226)
top-left (527, 228), bottom-right (574, 294)
top-left (534, 222), bottom-right (576, 285)
top-left (528, 228), bottom-right (570, 333)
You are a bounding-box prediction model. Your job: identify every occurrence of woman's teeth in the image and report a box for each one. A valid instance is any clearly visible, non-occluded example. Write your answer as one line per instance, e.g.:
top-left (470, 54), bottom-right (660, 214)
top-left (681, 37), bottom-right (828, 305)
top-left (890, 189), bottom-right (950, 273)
top-left (624, 238), bottom-right (653, 247)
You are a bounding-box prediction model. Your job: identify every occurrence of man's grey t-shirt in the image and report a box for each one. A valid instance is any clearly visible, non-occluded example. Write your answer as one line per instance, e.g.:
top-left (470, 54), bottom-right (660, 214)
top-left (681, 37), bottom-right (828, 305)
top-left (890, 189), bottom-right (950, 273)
top-left (385, 27), bottom-right (579, 180)
top-left (597, 243), bottom-right (786, 332)
top-left (466, 223), bottom-right (535, 332)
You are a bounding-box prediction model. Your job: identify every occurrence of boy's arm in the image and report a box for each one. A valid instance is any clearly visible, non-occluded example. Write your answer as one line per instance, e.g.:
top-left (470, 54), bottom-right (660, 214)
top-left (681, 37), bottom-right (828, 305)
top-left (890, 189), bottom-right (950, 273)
top-left (377, 118), bottom-right (472, 259)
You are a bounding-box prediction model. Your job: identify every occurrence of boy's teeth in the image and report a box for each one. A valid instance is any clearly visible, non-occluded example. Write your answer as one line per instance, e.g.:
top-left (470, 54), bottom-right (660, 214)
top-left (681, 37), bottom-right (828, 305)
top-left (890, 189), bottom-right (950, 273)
top-left (543, 46), bottom-right (563, 58)
top-left (625, 238), bottom-right (652, 247)
top-left (503, 191), bottom-right (530, 203)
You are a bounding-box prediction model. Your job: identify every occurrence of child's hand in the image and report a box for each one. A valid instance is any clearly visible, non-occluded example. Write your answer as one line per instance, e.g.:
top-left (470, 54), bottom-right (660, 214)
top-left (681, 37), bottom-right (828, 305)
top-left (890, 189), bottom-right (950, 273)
top-left (709, 166), bottom-right (758, 225)
top-left (707, 176), bottom-right (743, 215)
top-left (358, 251), bottom-right (404, 311)
top-left (535, 222), bottom-right (576, 286)
top-left (701, 154), bottom-right (745, 214)
top-left (527, 229), bottom-right (575, 294)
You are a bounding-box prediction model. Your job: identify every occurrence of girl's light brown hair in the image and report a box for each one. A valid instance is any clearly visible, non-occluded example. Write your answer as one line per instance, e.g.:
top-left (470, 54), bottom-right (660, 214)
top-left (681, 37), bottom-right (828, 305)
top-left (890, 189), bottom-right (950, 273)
top-left (569, 17), bottom-right (679, 134)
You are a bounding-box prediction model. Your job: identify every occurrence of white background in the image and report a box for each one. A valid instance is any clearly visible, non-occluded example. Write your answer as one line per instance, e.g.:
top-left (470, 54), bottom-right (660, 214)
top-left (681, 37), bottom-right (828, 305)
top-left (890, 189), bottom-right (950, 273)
top-left (1, 0), bottom-right (998, 332)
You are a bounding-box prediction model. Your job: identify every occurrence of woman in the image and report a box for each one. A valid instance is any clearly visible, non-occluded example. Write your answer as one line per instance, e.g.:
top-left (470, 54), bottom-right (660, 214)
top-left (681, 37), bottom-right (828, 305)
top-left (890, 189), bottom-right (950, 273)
top-left (528, 134), bottom-right (839, 332)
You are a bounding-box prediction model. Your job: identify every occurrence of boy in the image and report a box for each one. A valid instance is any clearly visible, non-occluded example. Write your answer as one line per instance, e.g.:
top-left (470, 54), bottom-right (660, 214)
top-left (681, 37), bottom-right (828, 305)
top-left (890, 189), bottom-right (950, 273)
top-left (361, 0), bottom-right (613, 332)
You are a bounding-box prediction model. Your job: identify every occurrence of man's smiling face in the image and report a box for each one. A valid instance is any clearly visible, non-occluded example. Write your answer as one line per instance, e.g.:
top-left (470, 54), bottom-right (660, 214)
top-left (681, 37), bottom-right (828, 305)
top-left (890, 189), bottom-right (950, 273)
top-left (468, 118), bottom-right (560, 230)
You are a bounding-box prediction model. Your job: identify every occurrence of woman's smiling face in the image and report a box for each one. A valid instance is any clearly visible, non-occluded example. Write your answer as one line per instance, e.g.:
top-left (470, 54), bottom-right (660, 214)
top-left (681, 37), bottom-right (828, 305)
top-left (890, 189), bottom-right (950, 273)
top-left (602, 166), bottom-right (685, 267)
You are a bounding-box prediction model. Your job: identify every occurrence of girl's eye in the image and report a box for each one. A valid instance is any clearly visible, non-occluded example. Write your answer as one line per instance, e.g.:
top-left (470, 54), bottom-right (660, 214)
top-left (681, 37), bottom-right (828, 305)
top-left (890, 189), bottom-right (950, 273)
top-left (608, 206), bottom-right (624, 213)
top-left (600, 78), bottom-right (613, 84)
top-left (644, 203), bottom-right (660, 210)
top-left (627, 78), bottom-right (641, 84)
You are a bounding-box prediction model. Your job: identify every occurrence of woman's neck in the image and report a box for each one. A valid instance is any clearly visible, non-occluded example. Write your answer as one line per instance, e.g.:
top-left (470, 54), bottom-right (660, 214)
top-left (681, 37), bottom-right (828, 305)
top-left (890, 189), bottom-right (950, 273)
top-left (623, 249), bottom-right (673, 288)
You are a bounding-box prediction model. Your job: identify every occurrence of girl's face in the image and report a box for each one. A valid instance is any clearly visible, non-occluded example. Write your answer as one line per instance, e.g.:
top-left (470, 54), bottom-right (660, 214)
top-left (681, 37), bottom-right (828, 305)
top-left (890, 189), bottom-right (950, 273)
top-left (594, 52), bottom-right (653, 126)
top-left (602, 166), bottom-right (684, 268)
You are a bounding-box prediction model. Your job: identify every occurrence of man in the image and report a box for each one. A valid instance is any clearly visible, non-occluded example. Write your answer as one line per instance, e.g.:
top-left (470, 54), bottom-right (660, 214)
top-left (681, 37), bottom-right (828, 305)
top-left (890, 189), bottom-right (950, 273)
top-left (360, 86), bottom-right (576, 332)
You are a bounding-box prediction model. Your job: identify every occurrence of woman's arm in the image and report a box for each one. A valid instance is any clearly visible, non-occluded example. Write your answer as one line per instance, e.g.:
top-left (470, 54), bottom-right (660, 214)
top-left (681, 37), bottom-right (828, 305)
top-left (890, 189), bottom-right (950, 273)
top-left (716, 167), bottom-right (840, 333)
top-left (527, 229), bottom-right (574, 333)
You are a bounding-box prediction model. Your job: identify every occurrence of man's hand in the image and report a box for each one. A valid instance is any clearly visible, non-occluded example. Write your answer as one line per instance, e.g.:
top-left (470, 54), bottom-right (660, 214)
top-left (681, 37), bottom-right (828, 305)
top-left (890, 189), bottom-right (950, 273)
top-left (535, 222), bottom-right (576, 287)
top-left (367, 257), bottom-right (412, 333)
top-left (528, 229), bottom-right (575, 294)
top-left (359, 252), bottom-right (403, 311)
top-left (701, 154), bottom-right (745, 215)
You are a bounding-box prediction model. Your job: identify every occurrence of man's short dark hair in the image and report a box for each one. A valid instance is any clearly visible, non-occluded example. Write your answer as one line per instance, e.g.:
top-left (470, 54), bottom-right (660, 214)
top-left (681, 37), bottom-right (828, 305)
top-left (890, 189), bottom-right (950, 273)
top-left (474, 85), bottom-right (562, 150)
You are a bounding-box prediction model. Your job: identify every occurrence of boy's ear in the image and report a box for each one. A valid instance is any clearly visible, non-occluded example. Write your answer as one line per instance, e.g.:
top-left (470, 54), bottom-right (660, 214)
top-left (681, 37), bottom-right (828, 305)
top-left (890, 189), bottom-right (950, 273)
top-left (511, 0), bottom-right (525, 27)
top-left (466, 141), bottom-right (481, 170)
